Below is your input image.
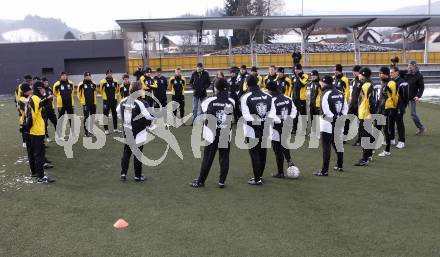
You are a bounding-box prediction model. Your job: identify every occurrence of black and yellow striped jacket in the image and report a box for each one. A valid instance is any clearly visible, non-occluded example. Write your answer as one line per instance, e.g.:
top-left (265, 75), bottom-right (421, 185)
top-left (277, 76), bottom-right (293, 97)
top-left (53, 80), bottom-right (75, 108)
top-left (26, 95), bottom-right (46, 136)
top-left (17, 96), bottom-right (27, 126)
top-left (140, 75), bottom-right (158, 92)
top-left (169, 76), bottom-right (186, 96)
top-left (358, 81), bottom-right (374, 120)
top-left (15, 84), bottom-right (22, 103)
top-left (99, 78), bottom-right (120, 102)
top-left (333, 75), bottom-right (350, 102)
top-left (119, 83), bottom-right (131, 98)
top-left (77, 80), bottom-right (97, 106)
top-left (380, 79), bottom-right (399, 110)
top-left (292, 72), bottom-right (309, 101)
top-left (263, 74), bottom-right (278, 89)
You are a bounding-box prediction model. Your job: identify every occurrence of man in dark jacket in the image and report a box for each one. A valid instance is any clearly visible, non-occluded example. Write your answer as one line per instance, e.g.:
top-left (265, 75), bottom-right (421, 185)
top-left (133, 65), bottom-right (144, 81)
top-left (190, 63), bottom-right (211, 125)
top-left (404, 61), bottom-right (425, 135)
top-left (345, 65), bottom-right (362, 146)
top-left (154, 68), bottom-right (168, 108)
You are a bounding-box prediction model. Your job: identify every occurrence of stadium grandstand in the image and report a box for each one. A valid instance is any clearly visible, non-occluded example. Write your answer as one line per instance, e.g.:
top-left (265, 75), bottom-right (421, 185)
top-left (117, 14), bottom-right (440, 69)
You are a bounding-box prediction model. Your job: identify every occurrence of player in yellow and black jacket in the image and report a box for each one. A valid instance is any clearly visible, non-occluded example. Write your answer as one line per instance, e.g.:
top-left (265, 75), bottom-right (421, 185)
top-left (140, 67), bottom-right (158, 107)
top-left (275, 67), bottom-right (292, 97)
top-left (377, 67), bottom-right (399, 157)
top-left (25, 81), bottom-right (55, 183)
top-left (169, 68), bottom-right (186, 119)
top-left (17, 83), bottom-right (33, 148)
top-left (250, 66), bottom-right (263, 89)
top-left (41, 77), bottom-right (57, 142)
top-left (53, 72), bottom-right (75, 117)
top-left (53, 72), bottom-right (75, 132)
top-left (77, 72), bottom-right (97, 137)
top-left (333, 64), bottom-right (351, 102)
top-left (15, 74), bottom-right (33, 104)
top-left (263, 65), bottom-right (278, 89)
top-left (119, 74), bottom-right (131, 99)
top-left (355, 67), bottom-right (375, 167)
top-left (291, 63), bottom-right (309, 134)
top-left (309, 70), bottom-right (321, 136)
top-left (100, 69), bottom-right (120, 134)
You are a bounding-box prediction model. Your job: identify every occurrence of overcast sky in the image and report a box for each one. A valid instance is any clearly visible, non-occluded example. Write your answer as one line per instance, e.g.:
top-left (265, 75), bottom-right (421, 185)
top-left (1, 0), bottom-right (432, 32)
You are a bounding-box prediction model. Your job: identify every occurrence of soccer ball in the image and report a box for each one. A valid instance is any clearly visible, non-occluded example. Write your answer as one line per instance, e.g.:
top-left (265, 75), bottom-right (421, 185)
top-left (286, 166), bottom-right (300, 179)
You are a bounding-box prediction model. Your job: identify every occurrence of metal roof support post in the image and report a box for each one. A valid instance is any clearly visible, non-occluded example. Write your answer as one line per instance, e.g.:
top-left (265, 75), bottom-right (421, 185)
top-left (300, 30), bottom-right (306, 65)
top-left (197, 28), bottom-right (203, 65)
top-left (399, 18), bottom-right (431, 64)
top-left (350, 19), bottom-right (375, 66)
top-left (250, 28), bottom-right (257, 66)
top-left (424, 25), bottom-right (430, 64)
top-left (300, 19), bottom-right (319, 66)
top-left (352, 29), bottom-right (360, 65)
top-left (402, 28), bottom-right (408, 64)
top-left (143, 31), bottom-right (149, 69)
top-left (228, 36), bottom-right (232, 67)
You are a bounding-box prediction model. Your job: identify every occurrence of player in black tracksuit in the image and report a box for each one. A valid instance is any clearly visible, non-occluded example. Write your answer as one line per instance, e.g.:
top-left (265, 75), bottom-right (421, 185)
top-left (77, 72), bottom-right (97, 137)
top-left (154, 68), bottom-right (168, 108)
top-left (53, 72), bottom-right (75, 131)
top-left (100, 70), bottom-right (120, 134)
top-left (291, 64), bottom-right (309, 134)
top-left (228, 66), bottom-right (240, 122)
top-left (241, 75), bottom-right (280, 185)
top-left (266, 80), bottom-right (298, 178)
top-left (314, 75), bottom-right (348, 176)
top-left (41, 77), bottom-right (57, 142)
top-left (391, 66), bottom-right (409, 148)
top-left (190, 78), bottom-right (235, 188)
top-left (346, 65), bottom-right (363, 146)
top-left (237, 65), bottom-right (249, 98)
top-left (309, 70), bottom-right (321, 136)
top-left (169, 68), bottom-right (186, 119)
top-left (120, 74), bottom-right (131, 99)
top-left (117, 82), bottom-right (155, 182)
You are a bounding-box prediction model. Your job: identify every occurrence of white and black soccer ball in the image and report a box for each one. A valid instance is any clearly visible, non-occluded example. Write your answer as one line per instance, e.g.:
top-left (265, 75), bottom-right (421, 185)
top-left (286, 166), bottom-right (300, 179)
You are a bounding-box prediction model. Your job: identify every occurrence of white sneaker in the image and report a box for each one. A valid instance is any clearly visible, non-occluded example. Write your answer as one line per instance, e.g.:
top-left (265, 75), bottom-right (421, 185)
top-left (46, 137), bottom-right (52, 143)
top-left (396, 142), bottom-right (405, 149)
top-left (105, 130), bottom-right (110, 135)
top-left (22, 142), bottom-right (26, 148)
top-left (390, 139), bottom-right (396, 145)
top-left (114, 129), bottom-right (122, 133)
top-left (378, 151), bottom-right (391, 157)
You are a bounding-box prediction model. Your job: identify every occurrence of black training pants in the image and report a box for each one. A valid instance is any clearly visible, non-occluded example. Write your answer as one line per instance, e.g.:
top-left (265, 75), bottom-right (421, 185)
top-left (321, 130), bottom-right (343, 173)
top-left (395, 111), bottom-right (406, 143)
top-left (103, 100), bottom-right (117, 131)
top-left (28, 135), bottom-right (45, 179)
top-left (384, 109), bottom-right (396, 152)
top-left (293, 99), bottom-right (307, 133)
top-left (121, 144), bottom-right (144, 177)
top-left (171, 95), bottom-right (185, 118)
top-left (248, 138), bottom-right (267, 181)
top-left (198, 134), bottom-right (230, 184)
top-left (359, 119), bottom-right (373, 162)
top-left (83, 105), bottom-right (96, 134)
top-left (272, 140), bottom-right (293, 174)
top-left (44, 107), bottom-right (57, 137)
top-left (58, 106), bottom-right (74, 129)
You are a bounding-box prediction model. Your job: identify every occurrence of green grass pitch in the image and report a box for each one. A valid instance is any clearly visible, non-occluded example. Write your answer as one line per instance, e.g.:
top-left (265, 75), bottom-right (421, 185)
top-left (0, 95), bottom-right (440, 257)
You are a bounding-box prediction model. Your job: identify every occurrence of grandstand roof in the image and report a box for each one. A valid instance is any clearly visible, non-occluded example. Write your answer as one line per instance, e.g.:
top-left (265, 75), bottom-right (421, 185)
top-left (116, 15), bottom-right (440, 32)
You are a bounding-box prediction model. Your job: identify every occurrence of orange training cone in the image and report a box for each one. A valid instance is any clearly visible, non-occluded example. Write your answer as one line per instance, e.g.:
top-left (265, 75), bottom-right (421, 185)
top-left (113, 218), bottom-right (129, 229)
